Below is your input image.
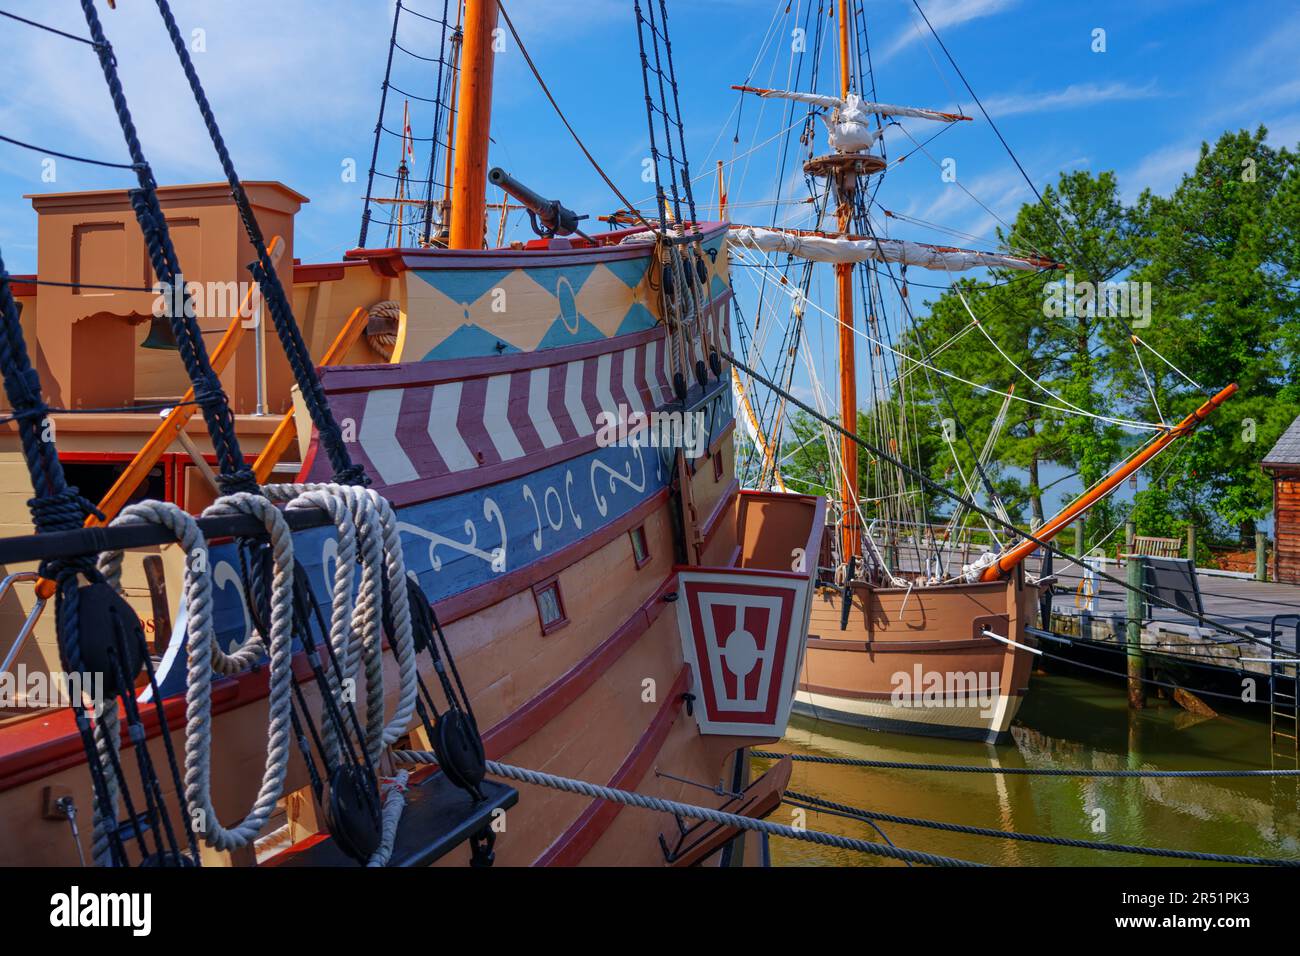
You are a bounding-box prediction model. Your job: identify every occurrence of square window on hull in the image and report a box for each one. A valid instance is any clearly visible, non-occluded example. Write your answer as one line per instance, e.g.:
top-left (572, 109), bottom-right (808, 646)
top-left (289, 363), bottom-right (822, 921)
top-left (533, 578), bottom-right (568, 635)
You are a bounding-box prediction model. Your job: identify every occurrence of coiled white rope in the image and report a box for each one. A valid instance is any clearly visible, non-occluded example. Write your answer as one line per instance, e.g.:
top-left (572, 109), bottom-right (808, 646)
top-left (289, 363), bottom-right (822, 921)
top-left (93, 496), bottom-right (298, 856)
top-left (264, 482), bottom-right (419, 865)
top-left (191, 493), bottom-right (298, 851)
top-left (263, 483), bottom-right (419, 760)
top-left (89, 484), bottom-right (421, 864)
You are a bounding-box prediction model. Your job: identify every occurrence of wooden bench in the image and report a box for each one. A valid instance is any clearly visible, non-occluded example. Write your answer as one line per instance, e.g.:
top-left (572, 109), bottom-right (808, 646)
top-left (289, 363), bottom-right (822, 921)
top-left (1121, 534), bottom-right (1184, 561)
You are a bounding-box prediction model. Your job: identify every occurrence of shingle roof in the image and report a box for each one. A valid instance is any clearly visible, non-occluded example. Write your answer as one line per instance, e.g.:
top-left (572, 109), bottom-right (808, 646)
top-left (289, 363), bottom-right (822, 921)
top-left (1263, 413), bottom-right (1300, 468)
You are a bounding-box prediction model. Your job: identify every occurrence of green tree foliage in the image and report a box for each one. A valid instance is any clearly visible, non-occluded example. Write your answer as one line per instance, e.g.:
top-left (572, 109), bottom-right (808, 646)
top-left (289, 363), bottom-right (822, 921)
top-left (770, 127), bottom-right (1299, 549)
top-left (1128, 127), bottom-right (1300, 536)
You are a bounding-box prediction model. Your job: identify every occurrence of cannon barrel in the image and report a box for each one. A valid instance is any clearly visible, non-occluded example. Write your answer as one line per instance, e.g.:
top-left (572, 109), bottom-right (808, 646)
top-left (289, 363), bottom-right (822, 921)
top-left (488, 167), bottom-right (582, 237)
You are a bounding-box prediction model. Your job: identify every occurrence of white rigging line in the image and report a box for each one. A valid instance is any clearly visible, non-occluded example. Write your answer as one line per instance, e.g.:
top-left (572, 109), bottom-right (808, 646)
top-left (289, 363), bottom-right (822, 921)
top-left (729, 241), bottom-right (1166, 431)
top-left (1130, 335), bottom-right (1166, 426)
top-left (952, 285), bottom-right (1101, 420)
top-left (1132, 332), bottom-right (1205, 391)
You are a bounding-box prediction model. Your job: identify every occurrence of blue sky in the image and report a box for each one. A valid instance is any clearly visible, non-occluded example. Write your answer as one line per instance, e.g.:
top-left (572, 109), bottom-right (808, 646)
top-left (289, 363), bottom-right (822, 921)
top-left (1, 0), bottom-right (1296, 273)
top-left (1, 0), bottom-right (1296, 516)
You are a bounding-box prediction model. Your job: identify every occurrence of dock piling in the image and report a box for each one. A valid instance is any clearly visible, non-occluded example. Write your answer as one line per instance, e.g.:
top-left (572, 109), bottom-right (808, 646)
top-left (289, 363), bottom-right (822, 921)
top-left (1256, 532), bottom-right (1268, 582)
top-left (1126, 556), bottom-right (1145, 709)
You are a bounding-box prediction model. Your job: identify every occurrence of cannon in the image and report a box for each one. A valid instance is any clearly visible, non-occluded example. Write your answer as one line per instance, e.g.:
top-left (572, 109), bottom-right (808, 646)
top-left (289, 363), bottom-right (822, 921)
top-left (488, 167), bottom-right (587, 239)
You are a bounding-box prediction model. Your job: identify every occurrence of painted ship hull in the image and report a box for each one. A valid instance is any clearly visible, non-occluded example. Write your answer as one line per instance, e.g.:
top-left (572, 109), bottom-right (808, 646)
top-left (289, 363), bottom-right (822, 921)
top-left (0, 218), bottom-right (825, 866)
top-left (795, 570), bottom-right (1040, 743)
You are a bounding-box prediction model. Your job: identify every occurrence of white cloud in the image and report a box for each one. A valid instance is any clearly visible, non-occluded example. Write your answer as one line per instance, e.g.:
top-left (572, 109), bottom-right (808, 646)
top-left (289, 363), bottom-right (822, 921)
top-left (976, 81), bottom-right (1160, 120)
top-left (882, 0), bottom-right (1018, 62)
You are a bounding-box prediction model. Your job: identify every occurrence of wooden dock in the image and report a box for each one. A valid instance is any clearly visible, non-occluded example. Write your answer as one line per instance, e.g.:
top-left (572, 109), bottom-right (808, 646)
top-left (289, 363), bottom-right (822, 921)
top-left (1039, 558), bottom-right (1300, 677)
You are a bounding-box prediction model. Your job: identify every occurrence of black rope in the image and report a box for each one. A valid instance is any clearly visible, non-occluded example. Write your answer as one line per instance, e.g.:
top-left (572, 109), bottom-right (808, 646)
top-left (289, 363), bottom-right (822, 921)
top-left (785, 790), bottom-right (1300, 866)
top-left (79, 0), bottom-right (256, 497)
top-left (754, 751), bottom-right (1300, 777)
top-left (150, 0), bottom-right (366, 487)
top-left (722, 348), bottom-right (1276, 648)
top-left (359, 0), bottom-right (403, 248)
top-left (0, 132), bottom-right (139, 170)
top-left (0, 7), bottom-right (98, 44)
top-left (0, 396), bottom-right (210, 427)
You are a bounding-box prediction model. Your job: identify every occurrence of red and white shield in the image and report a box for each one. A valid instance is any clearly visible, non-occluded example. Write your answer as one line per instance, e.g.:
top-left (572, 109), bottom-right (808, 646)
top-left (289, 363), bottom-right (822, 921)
top-left (674, 570), bottom-right (811, 736)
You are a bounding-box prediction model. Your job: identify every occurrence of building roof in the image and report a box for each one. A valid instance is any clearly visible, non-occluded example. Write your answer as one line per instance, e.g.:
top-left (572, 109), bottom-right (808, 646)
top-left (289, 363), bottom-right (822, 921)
top-left (1263, 413), bottom-right (1300, 469)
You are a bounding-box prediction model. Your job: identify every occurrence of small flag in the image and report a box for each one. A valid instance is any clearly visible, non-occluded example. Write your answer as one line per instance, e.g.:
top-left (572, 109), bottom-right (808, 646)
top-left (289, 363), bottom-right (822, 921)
top-left (402, 101), bottom-right (415, 166)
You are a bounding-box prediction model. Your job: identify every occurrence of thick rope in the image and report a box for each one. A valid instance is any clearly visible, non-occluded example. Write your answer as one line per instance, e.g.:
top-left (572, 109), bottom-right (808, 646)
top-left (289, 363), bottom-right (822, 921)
top-left (265, 483), bottom-right (419, 761)
top-left (79, 0), bottom-right (256, 496)
top-left (150, 0), bottom-right (365, 487)
top-left (785, 791), bottom-right (1300, 867)
top-left (367, 770), bottom-right (410, 868)
top-left (390, 752), bottom-right (981, 867)
top-left (752, 751), bottom-right (1300, 777)
top-left (186, 494), bottom-right (297, 850)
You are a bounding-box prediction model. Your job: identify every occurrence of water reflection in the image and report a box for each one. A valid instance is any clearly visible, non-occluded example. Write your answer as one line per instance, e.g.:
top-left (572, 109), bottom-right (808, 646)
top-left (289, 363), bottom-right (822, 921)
top-left (758, 672), bottom-right (1300, 866)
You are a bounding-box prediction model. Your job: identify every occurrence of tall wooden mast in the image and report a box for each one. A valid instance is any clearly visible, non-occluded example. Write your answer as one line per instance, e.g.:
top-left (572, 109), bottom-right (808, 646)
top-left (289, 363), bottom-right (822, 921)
top-left (448, 0), bottom-right (498, 250)
top-left (835, 0), bottom-right (860, 563)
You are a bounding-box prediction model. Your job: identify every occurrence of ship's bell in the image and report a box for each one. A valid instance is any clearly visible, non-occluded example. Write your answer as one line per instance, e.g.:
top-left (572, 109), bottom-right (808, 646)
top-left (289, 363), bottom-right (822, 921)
top-left (140, 313), bottom-right (178, 350)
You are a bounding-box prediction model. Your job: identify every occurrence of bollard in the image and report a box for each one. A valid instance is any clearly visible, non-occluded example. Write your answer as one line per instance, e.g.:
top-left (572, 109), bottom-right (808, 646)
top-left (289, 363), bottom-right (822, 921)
top-left (1256, 531), bottom-right (1268, 582)
top-left (1126, 555), bottom-right (1145, 709)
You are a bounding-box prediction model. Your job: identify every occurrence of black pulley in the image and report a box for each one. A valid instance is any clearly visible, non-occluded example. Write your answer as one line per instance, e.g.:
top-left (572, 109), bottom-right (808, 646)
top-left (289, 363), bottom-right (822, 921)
top-left (709, 350), bottom-right (723, 377)
top-left (77, 581), bottom-right (146, 698)
top-left (673, 371), bottom-right (688, 404)
top-left (434, 708), bottom-right (486, 799)
top-left (662, 263), bottom-right (675, 300)
top-left (695, 255), bottom-right (709, 285)
top-left (322, 762), bottom-right (382, 865)
top-left (694, 359), bottom-right (708, 389)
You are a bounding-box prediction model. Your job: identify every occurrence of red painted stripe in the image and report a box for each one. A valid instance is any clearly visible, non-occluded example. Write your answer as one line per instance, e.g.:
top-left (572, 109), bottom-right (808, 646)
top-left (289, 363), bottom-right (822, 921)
top-left (548, 360), bottom-right (582, 445)
top-left (399, 381), bottom-right (445, 475)
top-left (319, 327), bottom-right (667, 394)
top-left (534, 665), bottom-right (692, 867)
top-left (455, 375), bottom-right (494, 468)
top-left (507, 367), bottom-right (544, 455)
top-left (580, 354), bottom-right (601, 428)
top-left (482, 573), bottom-right (676, 759)
top-left (609, 348), bottom-right (634, 412)
top-left (632, 343), bottom-right (653, 412)
top-left (341, 222), bottom-right (728, 275)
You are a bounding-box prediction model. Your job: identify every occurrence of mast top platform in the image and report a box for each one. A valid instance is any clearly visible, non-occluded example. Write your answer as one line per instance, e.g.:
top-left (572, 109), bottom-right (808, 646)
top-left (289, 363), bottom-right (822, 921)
top-left (803, 152), bottom-right (886, 181)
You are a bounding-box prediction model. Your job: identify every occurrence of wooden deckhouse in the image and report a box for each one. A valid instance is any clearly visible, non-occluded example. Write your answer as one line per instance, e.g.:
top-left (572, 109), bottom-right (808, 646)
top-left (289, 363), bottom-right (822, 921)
top-left (1262, 413), bottom-right (1300, 584)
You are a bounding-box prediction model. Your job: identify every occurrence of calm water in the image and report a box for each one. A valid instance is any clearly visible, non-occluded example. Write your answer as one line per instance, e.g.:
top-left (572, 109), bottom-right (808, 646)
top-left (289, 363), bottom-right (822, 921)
top-left (758, 673), bottom-right (1300, 866)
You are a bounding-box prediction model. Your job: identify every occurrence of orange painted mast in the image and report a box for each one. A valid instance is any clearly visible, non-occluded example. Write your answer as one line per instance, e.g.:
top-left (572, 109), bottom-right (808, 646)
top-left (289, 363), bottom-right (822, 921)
top-left (834, 0), bottom-right (860, 563)
top-left (982, 383), bottom-right (1238, 580)
top-left (448, 0), bottom-right (498, 250)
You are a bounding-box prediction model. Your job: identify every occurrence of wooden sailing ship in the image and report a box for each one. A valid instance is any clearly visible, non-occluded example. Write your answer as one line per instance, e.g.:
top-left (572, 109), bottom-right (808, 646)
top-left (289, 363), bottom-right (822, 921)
top-left (725, 0), bottom-right (1233, 742)
top-left (0, 0), bottom-right (823, 867)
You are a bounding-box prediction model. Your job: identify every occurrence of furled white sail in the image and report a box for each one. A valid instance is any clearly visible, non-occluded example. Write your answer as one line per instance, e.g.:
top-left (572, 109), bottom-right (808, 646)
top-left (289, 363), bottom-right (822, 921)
top-left (732, 87), bottom-right (970, 154)
top-left (730, 226), bottom-right (1051, 273)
